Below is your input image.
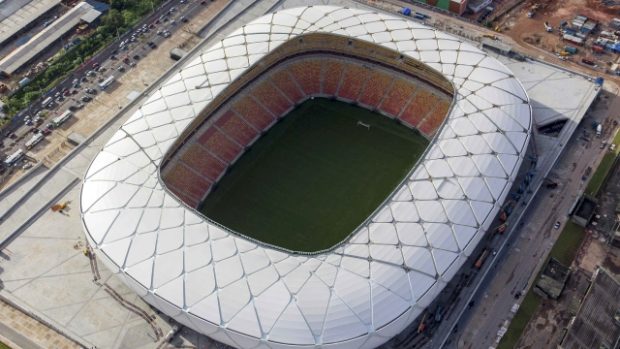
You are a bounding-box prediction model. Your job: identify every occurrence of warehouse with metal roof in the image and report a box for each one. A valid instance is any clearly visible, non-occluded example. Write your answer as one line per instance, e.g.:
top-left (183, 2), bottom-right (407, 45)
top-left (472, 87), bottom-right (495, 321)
top-left (0, 0), bottom-right (61, 46)
top-left (80, 6), bottom-right (532, 349)
top-left (0, 1), bottom-right (104, 76)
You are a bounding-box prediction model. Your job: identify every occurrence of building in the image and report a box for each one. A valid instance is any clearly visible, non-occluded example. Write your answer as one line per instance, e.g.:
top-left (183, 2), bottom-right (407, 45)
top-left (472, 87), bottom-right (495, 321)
top-left (535, 258), bottom-right (571, 299)
top-left (561, 268), bottom-right (620, 349)
top-left (0, 0), bottom-right (61, 47)
top-left (413, 0), bottom-right (469, 15)
top-left (467, 0), bottom-right (493, 13)
top-left (80, 6), bottom-right (532, 349)
top-left (0, 1), bottom-right (106, 76)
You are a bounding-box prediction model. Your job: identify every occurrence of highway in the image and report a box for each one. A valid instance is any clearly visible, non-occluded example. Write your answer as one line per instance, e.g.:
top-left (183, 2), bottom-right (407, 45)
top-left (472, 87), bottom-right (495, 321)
top-left (0, 0), bottom-right (210, 166)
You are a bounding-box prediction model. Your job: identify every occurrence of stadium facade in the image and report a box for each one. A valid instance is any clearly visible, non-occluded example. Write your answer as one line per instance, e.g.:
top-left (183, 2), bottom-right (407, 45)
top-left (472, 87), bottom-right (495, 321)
top-left (81, 6), bottom-right (532, 349)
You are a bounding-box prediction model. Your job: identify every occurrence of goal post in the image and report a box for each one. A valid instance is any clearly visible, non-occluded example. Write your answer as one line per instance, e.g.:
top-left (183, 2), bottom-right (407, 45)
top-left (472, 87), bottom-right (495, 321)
top-left (357, 121), bottom-right (371, 130)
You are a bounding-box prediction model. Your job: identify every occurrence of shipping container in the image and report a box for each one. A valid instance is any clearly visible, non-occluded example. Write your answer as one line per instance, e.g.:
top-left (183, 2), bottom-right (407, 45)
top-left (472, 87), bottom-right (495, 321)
top-left (564, 46), bottom-right (578, 54)
top-left (592, 44), bottom-right (605, 54)
top-left (563, 34), bottom-right (584, 45)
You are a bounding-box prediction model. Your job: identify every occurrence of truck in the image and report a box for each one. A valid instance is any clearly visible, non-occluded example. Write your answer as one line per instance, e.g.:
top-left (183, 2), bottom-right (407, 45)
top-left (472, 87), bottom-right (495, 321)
top-left (527, 4), bottom-right (539, 18)
top-left (474, 249), bottom-right (490, 269)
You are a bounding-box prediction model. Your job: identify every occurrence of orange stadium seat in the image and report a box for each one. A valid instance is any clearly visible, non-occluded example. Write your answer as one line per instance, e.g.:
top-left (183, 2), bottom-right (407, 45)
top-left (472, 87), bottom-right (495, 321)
top-left (163, 163), bottom-right (212, 207)
top-left (251, 80), bottom-right (293, 117)
top-left (358, 70), bottom-right (393, 109)
top-left (379, 78), bottom-right (417, 117)
top-left (418, 100), bottom-right (450, 136)
top-left (287, 60), bottom-right (322, 95)
top-left (337, 65), bottom-right (368, 101)
top-left (322, 59), bottom-right (344, 96)
top-left (179, 143), bottom-right (228, 182)
top-left (232, 98), bottom-right (275, 132)
top-left (215, 111), bottom-right (259, 146)
top-left (198, 128), bottom-right (243, 164)
top-left (399, 90), bottom-right (436, 128)
top-left (270, 69), bottom-right (305, 103)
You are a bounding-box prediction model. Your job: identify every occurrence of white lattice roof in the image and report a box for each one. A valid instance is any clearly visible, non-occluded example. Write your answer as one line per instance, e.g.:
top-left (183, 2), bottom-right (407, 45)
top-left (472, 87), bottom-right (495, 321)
top-left (81, 6), bottom-right (531, 349)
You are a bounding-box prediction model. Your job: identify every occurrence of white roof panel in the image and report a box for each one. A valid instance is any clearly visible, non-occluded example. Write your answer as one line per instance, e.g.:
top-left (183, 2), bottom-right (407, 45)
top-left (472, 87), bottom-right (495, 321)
top-left (81, 6), bottom-right (531, 349)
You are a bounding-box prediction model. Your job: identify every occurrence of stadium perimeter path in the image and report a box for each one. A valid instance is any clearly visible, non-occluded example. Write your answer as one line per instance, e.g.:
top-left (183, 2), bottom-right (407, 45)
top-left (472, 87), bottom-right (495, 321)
top-left (0, 0), bottom-right (295, 348)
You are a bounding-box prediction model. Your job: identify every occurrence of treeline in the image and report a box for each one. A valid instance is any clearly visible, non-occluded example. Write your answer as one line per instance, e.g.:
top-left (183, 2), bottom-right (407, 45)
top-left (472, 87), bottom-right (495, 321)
top-left (3, 0), bottom-right (164, 118)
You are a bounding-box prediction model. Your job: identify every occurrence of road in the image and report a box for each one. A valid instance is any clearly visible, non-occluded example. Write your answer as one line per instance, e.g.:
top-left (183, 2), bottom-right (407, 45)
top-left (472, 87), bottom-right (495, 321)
top-left (0, 0), bottom-right (209, 161)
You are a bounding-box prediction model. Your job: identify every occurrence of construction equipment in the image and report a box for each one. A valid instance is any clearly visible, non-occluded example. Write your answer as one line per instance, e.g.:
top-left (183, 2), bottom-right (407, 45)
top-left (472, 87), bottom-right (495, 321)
top-left (51, 201), bottom-right (70, 212)
top-left (527, 4), bottom-right (540, 18)
top-left (474, 249), bottom-right (491, 269)
top-left (417, 312), bottom-right (428, 333)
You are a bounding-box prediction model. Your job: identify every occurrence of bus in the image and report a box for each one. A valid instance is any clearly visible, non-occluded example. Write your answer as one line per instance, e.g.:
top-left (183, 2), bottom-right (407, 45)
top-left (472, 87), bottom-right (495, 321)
top-left (51, 110), bottom-right (72, 128)
top-left (3, 149), bottom-right (24, 167)
top-left (25, 133), bottom-right (44, 150)
top-left (98, 75), bottom-right (115, 90)
top-left (41, 96), bottom-right (54, 108)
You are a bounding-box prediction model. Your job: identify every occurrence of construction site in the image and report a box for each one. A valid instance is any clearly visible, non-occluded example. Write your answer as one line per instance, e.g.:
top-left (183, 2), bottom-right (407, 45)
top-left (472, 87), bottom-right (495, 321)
top-left (490, 0), bottom-right (620, 77)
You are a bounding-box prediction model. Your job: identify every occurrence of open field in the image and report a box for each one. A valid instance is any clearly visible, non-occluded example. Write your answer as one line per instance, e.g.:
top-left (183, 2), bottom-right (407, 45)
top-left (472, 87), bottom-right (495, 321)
top-left (200, 98), bottom-right (428, 252)
top-left (498, 222), bottom-right (586, 348)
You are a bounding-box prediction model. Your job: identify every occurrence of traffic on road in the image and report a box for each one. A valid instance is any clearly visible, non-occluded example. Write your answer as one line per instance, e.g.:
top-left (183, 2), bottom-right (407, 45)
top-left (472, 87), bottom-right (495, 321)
top-left (1, 0), bottom-right (212, 174)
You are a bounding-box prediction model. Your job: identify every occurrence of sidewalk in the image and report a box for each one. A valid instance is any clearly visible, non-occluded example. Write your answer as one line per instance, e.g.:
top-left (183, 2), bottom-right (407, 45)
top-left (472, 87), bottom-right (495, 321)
top-left (0, 299), bottom-right (80, 349)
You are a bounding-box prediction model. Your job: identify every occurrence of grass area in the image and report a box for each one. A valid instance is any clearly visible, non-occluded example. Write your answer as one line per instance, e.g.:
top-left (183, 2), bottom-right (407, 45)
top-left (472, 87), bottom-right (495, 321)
top-left (613, 129), bottom-right (620, 155)
top-left (0, 341), bottom-right (10, 349)
top-left (497, 222), bottom-right (585, 349)
top-left (497, 290), bottom-right (540, 349)
top-left (200, 98), bottom-right (428, 252)
top-left (547, 221), bottom-right (586, 265)
top-left (585, 152), bottom-right (617, 196)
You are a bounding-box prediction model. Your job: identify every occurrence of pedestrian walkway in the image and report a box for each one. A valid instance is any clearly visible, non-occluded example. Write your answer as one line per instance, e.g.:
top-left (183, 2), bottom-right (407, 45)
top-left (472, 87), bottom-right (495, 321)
top-left (0, 299), bottom-right (79, 349)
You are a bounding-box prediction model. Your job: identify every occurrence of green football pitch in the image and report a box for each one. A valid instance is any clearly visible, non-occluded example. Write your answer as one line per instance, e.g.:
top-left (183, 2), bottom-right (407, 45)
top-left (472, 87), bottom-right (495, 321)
top-left (200, 98), bottom-right (429, 252)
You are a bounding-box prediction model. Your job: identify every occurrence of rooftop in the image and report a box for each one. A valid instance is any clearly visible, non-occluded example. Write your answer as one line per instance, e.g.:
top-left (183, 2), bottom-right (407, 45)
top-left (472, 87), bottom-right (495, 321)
top-left (562, 268), bottom-right (620, 349)
top-left (0, 0), bottom-right (61, 46)
top-left (0, 1), bottom-right (103, 76)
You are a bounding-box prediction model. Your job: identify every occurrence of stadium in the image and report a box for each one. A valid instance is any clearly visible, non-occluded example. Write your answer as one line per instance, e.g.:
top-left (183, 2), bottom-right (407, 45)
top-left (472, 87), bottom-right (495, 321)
top-left (80, 5), bottom-right (532, 349)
